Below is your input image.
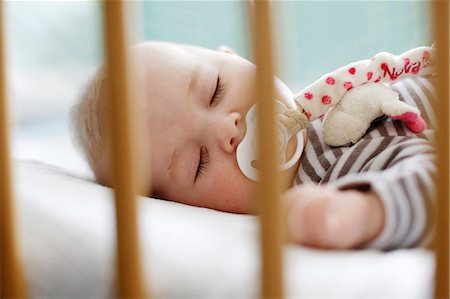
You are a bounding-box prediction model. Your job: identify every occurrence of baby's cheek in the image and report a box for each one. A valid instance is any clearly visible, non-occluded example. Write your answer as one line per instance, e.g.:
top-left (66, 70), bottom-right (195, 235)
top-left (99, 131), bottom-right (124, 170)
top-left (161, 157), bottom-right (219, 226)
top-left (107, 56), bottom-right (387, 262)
top-left (207, 167), bottom-right (255, 213)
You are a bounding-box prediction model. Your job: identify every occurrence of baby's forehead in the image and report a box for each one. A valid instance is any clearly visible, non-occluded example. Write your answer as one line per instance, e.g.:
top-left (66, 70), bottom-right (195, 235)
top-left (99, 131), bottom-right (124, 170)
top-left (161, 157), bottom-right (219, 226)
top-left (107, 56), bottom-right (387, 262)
top-left (132, 43), bottom-right (208, 83)
top-left (132, 41), bottom-right (210, 62)
top-left (132, 42), bottom-right (218, 118)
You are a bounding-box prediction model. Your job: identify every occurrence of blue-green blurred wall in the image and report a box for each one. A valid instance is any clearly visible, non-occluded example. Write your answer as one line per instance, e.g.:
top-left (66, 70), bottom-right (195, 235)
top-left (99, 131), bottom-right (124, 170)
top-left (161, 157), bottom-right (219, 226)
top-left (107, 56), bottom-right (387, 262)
top-left (143, 1), bottom-right (432, 91)
top-left (5, 1), bottom-right (432, 128)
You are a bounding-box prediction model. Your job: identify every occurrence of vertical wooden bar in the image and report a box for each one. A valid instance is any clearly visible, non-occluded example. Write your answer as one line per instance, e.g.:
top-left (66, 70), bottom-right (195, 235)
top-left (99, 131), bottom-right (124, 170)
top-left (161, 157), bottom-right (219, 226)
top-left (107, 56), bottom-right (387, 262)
top-left (0, 1), bottom-right (27, 297)
top-left (102, 1), bottom-right (148, 298)
top-left (432, 0), bottom-right (449, 298)
top-left (249, 1), bottom-right (285, 298)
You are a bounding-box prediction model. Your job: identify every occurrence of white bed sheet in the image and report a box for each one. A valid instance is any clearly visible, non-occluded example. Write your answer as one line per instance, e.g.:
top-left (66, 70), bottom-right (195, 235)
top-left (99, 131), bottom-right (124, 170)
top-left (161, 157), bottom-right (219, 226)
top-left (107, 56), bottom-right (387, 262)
top-left (13, 132), bottom-right (93, 179)
top-left (14, 162), bottom-right (435, 298)
top-left (12, 131), bottom-right (435, 298)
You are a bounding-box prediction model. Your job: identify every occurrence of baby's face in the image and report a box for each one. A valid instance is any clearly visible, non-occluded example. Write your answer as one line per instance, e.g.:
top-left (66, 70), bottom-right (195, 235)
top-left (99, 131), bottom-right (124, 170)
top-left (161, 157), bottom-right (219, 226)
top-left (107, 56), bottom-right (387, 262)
top-left (134, 42), bottom-right (296, 213)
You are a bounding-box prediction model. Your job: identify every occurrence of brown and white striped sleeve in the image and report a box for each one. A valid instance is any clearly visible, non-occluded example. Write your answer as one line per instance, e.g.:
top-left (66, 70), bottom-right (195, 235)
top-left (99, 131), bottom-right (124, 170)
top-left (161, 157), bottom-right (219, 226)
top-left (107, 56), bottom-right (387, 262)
top-left (296, 76), bottom-right (436, 250)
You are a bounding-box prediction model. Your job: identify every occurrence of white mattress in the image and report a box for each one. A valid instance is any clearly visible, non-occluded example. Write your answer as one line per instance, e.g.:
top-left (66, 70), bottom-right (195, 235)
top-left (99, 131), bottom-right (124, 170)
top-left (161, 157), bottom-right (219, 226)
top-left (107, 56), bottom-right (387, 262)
top-left (12, 133), bottom-right (435, 298)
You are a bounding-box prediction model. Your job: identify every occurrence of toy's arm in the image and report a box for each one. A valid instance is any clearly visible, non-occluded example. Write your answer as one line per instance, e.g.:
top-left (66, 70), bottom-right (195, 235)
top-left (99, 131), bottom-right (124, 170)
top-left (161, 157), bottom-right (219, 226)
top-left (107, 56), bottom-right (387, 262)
top-left (293, 46), bottom-right (436, 123)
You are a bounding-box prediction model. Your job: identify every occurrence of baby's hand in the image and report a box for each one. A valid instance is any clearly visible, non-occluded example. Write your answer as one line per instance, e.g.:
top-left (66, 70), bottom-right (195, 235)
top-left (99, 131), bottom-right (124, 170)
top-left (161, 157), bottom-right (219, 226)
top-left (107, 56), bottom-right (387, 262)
top-left (283, 184), bottom-right (384, 249)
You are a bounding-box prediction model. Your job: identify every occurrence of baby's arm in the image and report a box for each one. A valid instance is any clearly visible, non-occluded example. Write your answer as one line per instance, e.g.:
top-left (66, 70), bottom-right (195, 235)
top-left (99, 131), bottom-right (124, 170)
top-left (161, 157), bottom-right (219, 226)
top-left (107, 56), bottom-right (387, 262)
top-left (284, 184), bottom-right (384, 249)
top-left (285, 137), bottom-right (435, 250)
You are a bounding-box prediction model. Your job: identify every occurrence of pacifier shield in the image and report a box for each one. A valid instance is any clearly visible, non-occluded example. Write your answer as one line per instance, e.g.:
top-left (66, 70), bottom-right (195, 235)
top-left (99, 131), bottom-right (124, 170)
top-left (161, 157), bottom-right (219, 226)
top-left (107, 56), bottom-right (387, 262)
top-left (236, 101), bottom-right (305, 181)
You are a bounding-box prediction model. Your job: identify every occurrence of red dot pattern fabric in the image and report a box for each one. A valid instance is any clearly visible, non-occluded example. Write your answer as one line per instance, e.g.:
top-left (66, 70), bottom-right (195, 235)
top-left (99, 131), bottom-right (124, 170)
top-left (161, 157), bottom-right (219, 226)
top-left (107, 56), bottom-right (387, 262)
top-left (293, 46), bottom-right (436, 122)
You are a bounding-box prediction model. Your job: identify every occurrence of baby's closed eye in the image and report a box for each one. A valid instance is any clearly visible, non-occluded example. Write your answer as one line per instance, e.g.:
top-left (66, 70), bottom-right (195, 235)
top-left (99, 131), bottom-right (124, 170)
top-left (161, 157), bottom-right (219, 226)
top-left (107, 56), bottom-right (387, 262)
top-left (195, 146), bottom-right (209, 182)
top-left (209, 75), bottom-right (224, 107)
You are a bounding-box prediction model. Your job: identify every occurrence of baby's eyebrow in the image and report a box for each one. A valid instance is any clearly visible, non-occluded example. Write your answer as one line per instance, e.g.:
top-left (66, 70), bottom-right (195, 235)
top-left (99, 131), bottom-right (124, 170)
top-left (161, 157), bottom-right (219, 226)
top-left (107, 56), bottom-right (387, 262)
top-left (188, 65), bottom-right (202, 92)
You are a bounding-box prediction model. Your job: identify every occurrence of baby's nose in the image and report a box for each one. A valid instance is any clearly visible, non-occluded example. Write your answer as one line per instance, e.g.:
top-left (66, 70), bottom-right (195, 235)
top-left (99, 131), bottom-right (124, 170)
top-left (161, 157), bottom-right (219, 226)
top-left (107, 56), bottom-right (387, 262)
top-left (216, 112), bottom-right (242, 153)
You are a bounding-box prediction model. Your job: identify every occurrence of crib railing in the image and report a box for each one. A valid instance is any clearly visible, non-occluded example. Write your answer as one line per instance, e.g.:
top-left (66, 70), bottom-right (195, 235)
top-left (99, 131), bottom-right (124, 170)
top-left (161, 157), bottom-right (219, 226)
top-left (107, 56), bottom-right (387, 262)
top-left (431, 1), bottom-right (449, 297)
top-left (0, 0), bottom-right (448, 298)
top-left (250, 1), bottom-right (284, 297)
top-left (102, 2), bottom-right (147, 297)
top-left (0, 1), bottom-right (27, 297)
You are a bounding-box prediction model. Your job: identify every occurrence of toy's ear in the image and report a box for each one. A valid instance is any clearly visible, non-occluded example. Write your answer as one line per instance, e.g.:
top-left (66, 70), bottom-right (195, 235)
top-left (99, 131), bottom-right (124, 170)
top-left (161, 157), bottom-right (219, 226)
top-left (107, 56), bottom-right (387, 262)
top-left (217, 45), bottom-right (238, 55)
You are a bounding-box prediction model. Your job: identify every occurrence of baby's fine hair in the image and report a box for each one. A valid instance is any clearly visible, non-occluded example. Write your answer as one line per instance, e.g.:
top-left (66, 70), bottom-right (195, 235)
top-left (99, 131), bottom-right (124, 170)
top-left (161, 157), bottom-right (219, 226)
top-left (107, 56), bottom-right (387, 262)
top-left (71, 67), bottom-right (110, 185)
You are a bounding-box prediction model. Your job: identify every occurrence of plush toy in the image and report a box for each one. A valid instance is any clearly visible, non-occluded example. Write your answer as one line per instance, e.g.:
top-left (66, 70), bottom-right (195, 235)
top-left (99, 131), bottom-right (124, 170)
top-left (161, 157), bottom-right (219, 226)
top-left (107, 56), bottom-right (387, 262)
top-left (280, 46), bottom-right (436, 147)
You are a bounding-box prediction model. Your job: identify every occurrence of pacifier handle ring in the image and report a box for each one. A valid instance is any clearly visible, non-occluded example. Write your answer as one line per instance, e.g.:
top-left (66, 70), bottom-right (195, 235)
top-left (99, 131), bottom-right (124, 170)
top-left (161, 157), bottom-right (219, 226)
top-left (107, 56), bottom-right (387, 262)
top-left (281, 131), bottom-right (304, 171)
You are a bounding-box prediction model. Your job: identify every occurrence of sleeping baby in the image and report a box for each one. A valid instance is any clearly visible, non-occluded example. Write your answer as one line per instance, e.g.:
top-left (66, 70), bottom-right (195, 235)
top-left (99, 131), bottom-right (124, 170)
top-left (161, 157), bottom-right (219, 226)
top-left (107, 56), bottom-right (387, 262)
top-left (72, 41), bottom-right (436, 250)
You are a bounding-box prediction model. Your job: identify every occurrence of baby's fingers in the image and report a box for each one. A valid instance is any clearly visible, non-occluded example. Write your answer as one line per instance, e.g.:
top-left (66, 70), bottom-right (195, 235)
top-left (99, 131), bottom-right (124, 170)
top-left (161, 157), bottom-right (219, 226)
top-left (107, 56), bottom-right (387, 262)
top-left (284, 186), bottom-right (371, 249)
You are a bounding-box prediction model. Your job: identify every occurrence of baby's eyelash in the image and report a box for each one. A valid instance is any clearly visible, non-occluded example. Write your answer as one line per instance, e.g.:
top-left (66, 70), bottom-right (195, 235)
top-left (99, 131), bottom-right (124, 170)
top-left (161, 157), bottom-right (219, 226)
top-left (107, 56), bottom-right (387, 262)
top-left (210, 76), bottom-right (224, 107)
top-left (195, 146), bottom-right (209, 182)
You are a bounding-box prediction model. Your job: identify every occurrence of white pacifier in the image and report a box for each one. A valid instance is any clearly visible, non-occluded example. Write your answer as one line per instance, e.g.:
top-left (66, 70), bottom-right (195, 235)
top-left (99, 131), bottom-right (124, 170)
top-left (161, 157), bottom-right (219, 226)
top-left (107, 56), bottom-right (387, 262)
top-left (236, 101), bottom-right (305, 181)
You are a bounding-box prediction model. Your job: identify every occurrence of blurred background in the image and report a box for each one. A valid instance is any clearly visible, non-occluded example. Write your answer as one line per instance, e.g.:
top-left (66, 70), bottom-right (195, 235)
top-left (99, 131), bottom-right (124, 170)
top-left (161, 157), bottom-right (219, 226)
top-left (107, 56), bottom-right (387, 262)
top-left (5, 1), bottom-right (432, 173)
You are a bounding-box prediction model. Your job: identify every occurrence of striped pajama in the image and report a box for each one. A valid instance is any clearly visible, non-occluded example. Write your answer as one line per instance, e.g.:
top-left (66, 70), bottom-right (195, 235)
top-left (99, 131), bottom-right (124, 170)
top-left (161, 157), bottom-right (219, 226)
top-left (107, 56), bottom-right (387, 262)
top-left (295, 76), bottom-right (436, 250)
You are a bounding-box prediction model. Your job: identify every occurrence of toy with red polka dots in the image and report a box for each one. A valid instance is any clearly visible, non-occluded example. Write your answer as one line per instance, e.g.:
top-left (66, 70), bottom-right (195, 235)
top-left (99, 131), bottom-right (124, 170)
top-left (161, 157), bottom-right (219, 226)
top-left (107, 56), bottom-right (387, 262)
top-left (293, 46), bottom-right (436, 129)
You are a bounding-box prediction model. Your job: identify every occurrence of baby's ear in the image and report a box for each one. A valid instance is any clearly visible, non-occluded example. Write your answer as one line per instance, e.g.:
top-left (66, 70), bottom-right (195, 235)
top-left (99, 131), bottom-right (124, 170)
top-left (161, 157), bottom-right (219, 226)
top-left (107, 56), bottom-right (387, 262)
top-left (217, 45), bottom-right (238, 55)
